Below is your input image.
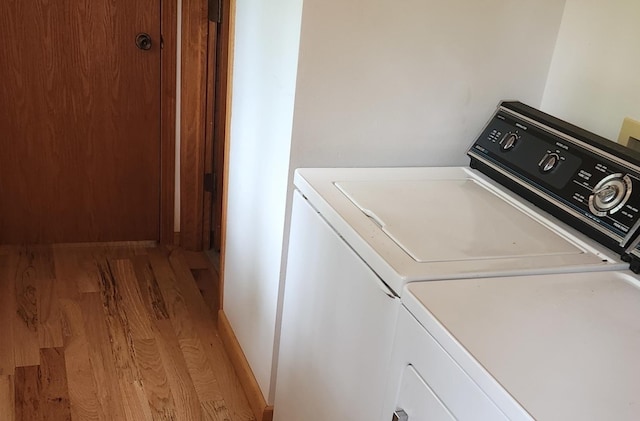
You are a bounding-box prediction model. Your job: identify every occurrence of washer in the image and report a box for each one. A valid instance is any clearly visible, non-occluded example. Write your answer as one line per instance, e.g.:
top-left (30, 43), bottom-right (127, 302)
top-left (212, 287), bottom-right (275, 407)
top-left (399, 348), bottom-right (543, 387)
top-left (273, 102), bottom-right (640, 421)
top-left (387, 269), bottom-right (640, 420)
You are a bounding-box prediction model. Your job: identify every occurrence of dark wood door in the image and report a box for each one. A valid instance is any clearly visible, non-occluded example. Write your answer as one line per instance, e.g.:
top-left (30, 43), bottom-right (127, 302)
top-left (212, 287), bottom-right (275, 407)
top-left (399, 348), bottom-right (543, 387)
top-left (0, 0), bottom-right (161, 244)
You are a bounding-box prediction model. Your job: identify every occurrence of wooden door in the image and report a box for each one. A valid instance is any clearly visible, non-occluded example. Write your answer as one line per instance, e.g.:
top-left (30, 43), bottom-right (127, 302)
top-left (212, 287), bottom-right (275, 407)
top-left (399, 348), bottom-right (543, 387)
top-left (0, 0), bottom-right (161, 244)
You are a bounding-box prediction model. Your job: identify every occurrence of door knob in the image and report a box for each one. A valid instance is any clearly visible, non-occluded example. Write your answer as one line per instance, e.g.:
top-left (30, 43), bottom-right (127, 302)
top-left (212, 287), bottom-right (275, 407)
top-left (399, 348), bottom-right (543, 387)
top-left (135, 33), bottom-right (152, 50)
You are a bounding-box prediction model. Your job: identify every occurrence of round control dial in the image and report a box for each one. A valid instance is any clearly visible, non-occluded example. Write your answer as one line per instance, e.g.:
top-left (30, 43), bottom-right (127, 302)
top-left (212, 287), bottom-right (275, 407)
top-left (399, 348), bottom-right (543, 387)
top-left (539, 153), bottom-right (560, 173)
top-left (499, 132), bottom-right (520, 152)
top-left (588, 173), bottom-right (633, 216)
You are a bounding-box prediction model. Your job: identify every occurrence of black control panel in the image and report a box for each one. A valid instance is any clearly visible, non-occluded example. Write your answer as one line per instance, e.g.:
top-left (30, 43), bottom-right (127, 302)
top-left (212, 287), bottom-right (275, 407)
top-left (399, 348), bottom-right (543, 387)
top-left (468, 101), bottom-right (640, 256)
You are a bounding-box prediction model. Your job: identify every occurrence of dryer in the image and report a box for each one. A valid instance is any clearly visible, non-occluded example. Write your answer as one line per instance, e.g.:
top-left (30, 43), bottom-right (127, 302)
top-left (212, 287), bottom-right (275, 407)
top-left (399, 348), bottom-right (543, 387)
top-left (386, 269), bottom-right (640, 420)
top-left (274, 102), bottom-right (640, 421)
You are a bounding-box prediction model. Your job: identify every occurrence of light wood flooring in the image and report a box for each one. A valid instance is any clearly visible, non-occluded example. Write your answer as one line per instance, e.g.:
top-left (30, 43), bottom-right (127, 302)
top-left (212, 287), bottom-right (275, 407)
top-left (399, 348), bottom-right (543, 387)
top-left (0, 243), bottom-right (255, 421)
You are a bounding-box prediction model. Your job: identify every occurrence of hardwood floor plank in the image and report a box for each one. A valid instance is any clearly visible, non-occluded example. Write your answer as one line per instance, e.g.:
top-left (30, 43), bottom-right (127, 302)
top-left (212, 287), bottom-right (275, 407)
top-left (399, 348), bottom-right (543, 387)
top-left (169, 249), bottom-right (255, 421)
top-left (110, 258), bottom-right (155, 340)
top-left (14, 365), bottom-right (39, 421)
top-left (25, 245), bottom-right (56, 280)
top-left (181, 251), bottom-right (211, 270)
top-left (61, 340), bottom-right (101, 421)
top-left (133, 338), bottom-right (178, 421)
top-left (155, 319), bottom-right (203, 421)
top-left (132, 255), bottom-right (170, 321)
top-left (179, 336), bottom-right (223, 402)
top-left (60, 299), bottom-right (104, 421)
top-left (148, 249), bottom-right (198, 339)
top-left (94, 261), bottom-right (143, 383)
top-left (37, 278), bottom-right (63, 348)
top-left (52, 249), bottom-right (81, 301)
top-left (80, 293), bottom-right (130, 420)
top-left (15, 348), bottom-right (72, 421)
top-left (0, 375), bottom-right (15, 421)
top-left (39, 348), bottom-right (72, 420)
top-left (0, 255), bottom-right (16, 375)
top-left (13, 248), bottom-right (40, 367)
top-left (76, 250), bottom-right (103, 294)
top-left (201, 400), bottom-right (233, 421)
top-left (191, 268), bottom-right (219, 321)
top-left (120, 379), bottom-right (154, 421)
top-left (6, 245), bottom-right (253, 421)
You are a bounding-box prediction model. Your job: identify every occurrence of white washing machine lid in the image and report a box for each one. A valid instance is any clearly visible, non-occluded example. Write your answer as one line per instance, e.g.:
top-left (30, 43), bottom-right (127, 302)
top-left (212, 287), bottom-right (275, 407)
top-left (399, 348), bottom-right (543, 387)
top-left (404, 271), bottom-right (640, 421)
top-left (335, 178), bottom-right (580, 263)
top-left (294, 167), bottom-right (625, 294)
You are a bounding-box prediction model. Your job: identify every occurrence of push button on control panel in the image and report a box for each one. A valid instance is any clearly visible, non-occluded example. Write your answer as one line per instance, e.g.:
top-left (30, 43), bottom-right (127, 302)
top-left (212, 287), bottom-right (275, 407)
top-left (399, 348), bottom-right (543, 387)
top-left (538, 153), bottom-right (560, 173)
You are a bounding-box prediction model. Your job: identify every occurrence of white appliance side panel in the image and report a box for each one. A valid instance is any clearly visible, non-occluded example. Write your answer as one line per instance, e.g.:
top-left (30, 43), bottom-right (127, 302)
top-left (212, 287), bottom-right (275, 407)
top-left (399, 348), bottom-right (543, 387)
top-left (274, 191), bottom-right (401, 421)
top-left (382, 307), bottom-right (516, 421)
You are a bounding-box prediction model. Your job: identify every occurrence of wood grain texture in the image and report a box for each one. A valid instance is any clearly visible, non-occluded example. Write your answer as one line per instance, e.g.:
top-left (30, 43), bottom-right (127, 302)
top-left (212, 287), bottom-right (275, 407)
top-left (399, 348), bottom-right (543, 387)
top-left (202, 400), bottom-right (233, 421)
top-left (80, 293), bottom-right (130, 420)
top-left (149, 249), bottom-right (199, 339)
top-left (60, 299), bottom-right (104, 421)
top-left (180, 0), bottom-right (210, 251)
top-left (169, 251), bottom-right (254, 420)
top-left (203, 19), bottom-right (219, 251)
top-left (15, 348), bottom-right (72, 421)
top-left (218, 0), bottom-right (237, 312)
top-left (38, 348), bottom-right (72, 420)
top-left (1, 244), bottom-right (249, 421)
top-left (133, 338), bottom-right (178, 420)
top-left (120, 378), bottom-right (155, 421)
top-left (132, 255), bottom-right (171, 321)
top-left (160, 0), bottom-right (178, 245)
top-left (14, 366), bottom-right (39, 421)
top-left (192, 267), bottom-right (220, 321)
top-left (37, 278), bottom-right (63, 348)
top-left (179, 336), bottom-right (223, 402)
top-left (0, 0), bottom-right (162, 243)
top-left (0, 375), bottom-right (16, 421)
top-left (110, 259), bottom-right (156, 340)
top-left (0, 255), bottom-right (17, 375)
top-left (211, 0), bottom-right (232, 252)
top-left (155, 319), bottom-right (204, 421)
top-left (14, 249), bottom-right (41, 368)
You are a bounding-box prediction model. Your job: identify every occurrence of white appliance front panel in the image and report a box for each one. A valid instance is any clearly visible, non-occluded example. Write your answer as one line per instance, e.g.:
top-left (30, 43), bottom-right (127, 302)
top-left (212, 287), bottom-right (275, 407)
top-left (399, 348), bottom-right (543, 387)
top-left (336, 178), bottom-right (582, 262)
top-left (295, 167), bottom-right (625, 295)
top-left (382, 306), bottom-right (514, 421)
top-left (395, 366), bottom-right (455, 421)
top-left (405, 272), bottom-right (640, 420)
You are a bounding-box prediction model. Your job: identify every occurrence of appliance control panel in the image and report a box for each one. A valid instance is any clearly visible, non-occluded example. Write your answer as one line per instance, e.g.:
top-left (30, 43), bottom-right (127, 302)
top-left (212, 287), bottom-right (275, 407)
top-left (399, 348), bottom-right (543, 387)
top-left (468, 102), bottom-right (640, 250)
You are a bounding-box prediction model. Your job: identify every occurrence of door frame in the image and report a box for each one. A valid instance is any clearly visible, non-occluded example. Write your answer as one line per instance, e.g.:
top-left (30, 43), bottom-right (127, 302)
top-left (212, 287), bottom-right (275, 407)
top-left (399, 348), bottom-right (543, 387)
top-left (179, 0), bottom-right (209, 250)
top-left (160, 0), bottom-right (178, 244)
top-left (179, 0), bottom-right (229, 251)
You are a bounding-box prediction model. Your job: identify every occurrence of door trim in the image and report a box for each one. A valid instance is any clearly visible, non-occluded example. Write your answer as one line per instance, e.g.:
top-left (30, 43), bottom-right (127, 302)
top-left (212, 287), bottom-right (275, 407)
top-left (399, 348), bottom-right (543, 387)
top-left (160, 0), bottom-right (178, 244)
top-left (180, 0), bottom-right (230, 251)
top-left (180, 0), bottom-right (209, 250)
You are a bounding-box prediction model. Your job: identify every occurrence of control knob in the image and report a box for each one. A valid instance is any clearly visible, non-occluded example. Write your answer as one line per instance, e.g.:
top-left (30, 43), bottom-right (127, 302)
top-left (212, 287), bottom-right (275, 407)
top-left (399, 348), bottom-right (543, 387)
top-left (588, 173), bottom-right (633, 216)
top-left (538, 153), bottom-right (560, 173)
top-left (499, 132), bottom-right (520, 152)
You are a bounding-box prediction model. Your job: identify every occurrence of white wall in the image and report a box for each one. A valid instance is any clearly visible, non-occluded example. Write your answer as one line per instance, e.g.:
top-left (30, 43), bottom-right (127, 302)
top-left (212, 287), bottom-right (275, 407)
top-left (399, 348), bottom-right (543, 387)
top-left (225, 0), bottom-right (566, 405)
top-left (290, 0), bottom-right (567, 169)
top-left (223, 0), bottom-right (304, 403)
top-left (541, 0), bottom-right (640, 141)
